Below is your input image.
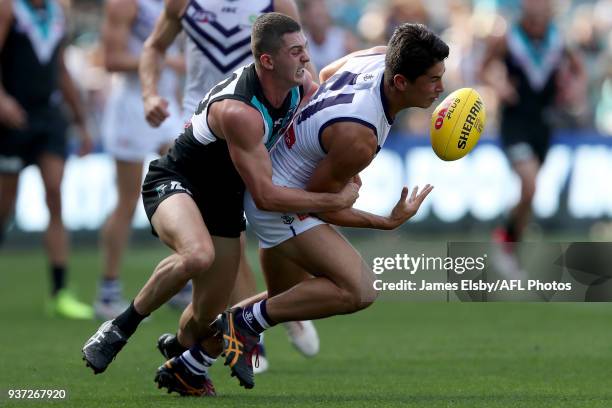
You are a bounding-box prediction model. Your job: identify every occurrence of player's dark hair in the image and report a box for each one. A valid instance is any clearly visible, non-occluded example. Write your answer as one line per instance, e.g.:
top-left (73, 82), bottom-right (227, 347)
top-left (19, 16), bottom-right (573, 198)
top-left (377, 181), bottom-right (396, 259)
top-left (385, 23), bottom-right (449, 83)
top-left (252, 12), bottom-right (302, 61)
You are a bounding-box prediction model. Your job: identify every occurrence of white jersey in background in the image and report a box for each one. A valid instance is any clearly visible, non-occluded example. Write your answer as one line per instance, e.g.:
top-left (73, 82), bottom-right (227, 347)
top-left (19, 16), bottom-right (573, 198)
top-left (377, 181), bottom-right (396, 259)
top-left (305, 26), bottom-right (347, 72)
top-left (102, 0), bottom-right (182, 162)
top-left (180, 0), bottom-right (273, 117)
top-left (245, 53), bottom-right (394, 248)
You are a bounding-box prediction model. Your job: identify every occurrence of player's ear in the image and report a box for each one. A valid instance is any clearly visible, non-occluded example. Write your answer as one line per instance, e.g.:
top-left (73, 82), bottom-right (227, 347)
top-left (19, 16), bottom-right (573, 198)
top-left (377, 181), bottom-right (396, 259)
top-left (259, 53), bottom-right (274, 70)
top-left (392, 74), bottom-right (409, 91)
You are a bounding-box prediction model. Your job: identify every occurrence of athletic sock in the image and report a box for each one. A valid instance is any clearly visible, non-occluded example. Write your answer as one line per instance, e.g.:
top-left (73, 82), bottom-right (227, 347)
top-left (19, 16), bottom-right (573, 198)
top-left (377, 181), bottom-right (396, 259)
top-left (179, 344), bottom-right (216, 376)
top-left (112, 301), bottom-right (148, 337)
top-left (235, 300), bottom-right (276, 335)
top-left (98, 278), bottom-right (122, 304)
top-left (50, 264), bottom-right (66, 296)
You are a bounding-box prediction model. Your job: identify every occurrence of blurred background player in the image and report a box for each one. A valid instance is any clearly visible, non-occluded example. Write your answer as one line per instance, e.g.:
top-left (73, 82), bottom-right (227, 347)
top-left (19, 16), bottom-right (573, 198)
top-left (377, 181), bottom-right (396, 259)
top-left (298, 0), bottom-right (360, 71)
top-left (93, 0), bottom-right (184, 320)
top-left (480, 0), bottom-right (586, 268)
top-left (140, 0), bottom-right (319, 373)
top-left (0, 0), bottom-right (93, 318)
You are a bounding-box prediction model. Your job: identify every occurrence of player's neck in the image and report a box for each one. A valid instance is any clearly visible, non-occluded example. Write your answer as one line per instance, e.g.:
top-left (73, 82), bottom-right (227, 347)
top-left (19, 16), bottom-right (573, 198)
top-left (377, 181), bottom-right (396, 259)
top-left (382, 76), bottom-right (401, 120)
top-left (255, 65), bottom-right (292, 109)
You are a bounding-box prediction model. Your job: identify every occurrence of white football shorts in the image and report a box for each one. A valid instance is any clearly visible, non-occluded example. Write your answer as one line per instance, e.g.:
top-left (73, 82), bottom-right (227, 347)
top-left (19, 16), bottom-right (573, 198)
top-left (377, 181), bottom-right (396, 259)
top-left (244, 190), bottom-right (326, 248)
top-left (102, 85), bottom-right (183, 162)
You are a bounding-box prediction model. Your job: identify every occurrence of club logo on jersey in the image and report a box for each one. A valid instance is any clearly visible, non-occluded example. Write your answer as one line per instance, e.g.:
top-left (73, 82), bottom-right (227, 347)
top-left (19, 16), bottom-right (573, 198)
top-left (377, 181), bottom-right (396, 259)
top-left (190, 9), bottom-right (216, 23)
top-left (362, 73), bottom-right (374, 81)
top-left (284, 124), bottom-right (296, 149)
top-left (281, 215), bottom-right (295, 225)
top-left (273, 106), bottom-right (299, 149)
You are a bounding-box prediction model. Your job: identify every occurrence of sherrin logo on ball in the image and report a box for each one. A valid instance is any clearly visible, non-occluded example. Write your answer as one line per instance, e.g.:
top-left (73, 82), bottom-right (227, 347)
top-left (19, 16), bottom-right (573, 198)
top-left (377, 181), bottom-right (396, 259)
top-left (430, 88), bottom-right (486, 161)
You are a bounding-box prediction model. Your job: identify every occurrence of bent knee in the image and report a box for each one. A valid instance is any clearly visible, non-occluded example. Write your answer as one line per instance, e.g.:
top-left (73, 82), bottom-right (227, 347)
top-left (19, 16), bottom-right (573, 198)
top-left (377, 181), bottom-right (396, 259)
top-left (337, 285), bottom-right (376, 314)
top-left (178, 249), bottom-right (215, 280)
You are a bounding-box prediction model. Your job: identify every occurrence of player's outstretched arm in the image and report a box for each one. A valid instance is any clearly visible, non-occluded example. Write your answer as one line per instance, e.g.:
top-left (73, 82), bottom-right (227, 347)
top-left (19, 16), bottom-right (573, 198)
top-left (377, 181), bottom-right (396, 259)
top-left (308, 122), bottom-right (433, 229)
top-left (140, 0), bottom-right (185, 127)
top-left (218, 102), bottom-right (359, 213)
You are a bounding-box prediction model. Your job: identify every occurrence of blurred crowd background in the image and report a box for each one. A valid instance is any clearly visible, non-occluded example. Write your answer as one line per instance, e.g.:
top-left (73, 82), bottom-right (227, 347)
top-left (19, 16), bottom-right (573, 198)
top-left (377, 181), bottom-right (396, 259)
top-left (62, 0), bottom-right (612, 143)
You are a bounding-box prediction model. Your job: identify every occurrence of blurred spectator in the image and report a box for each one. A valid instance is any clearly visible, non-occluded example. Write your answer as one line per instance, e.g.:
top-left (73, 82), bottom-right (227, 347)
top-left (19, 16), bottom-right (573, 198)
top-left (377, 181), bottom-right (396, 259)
top-left (385, 0), bottom-right (429, 40)
top-left (299, 0), bottom-right (361, 71)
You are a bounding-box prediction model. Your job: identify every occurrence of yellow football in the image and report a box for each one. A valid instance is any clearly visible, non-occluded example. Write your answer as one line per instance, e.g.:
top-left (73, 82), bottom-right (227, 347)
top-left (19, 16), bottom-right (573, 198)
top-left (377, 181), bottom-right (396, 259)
top-left (430, 88), bottom-right (486, 161)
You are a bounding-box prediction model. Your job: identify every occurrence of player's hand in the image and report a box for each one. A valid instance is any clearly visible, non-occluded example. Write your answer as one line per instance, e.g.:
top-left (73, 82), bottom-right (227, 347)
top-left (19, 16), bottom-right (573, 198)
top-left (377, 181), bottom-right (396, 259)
top-left (386, 184), bottom-right (434, 229)
top-left (339, 181), bottom-right (360, 208)
top-left (0, 94), bottom-right (27, 129)
top-left (144, 95), bottom-right (170, 127)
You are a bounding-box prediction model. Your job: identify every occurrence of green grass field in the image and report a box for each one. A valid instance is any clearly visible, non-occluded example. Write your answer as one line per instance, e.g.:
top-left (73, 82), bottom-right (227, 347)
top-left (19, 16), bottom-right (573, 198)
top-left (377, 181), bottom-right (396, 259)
top-left (2, 239), bottom-right (612, 407)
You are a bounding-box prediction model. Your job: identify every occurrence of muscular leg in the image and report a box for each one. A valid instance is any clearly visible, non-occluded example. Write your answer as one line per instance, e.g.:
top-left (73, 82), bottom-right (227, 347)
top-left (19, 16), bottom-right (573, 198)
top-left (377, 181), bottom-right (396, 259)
top-left (176, 232), bottom-right (261, 348)
top-left (177, 236), bottom-right (240, 354)
top-left (262, 224), bottom-right (377, 323)
top-left (133, 193), bottom-right (216, 315)
top-left (0, 173), bottom-right (19, 244)
top-left (176, 233), bottom-right (314, 347)
top-left (217, 225), bottom-right (374, 386)
top-left (508, 157), bottom-right (539, 241)
top-left (260, 247), bottom-right (313, 298)
top-left (100, 160), bottom-right (143, 280)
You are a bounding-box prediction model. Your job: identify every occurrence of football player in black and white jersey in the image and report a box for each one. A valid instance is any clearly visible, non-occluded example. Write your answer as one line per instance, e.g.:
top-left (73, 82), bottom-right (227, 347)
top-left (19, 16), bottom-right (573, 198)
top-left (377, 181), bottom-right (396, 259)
top-left (82, 13), bottom-right (359, 396)
top-left (140, 0), bottom-right (321, 373)
top-left (0, 0), bottom-right (94, 319)
top-left (480, 0), bottom-right (585, 276)
top-left (214, 23), bottom-right (445, 388)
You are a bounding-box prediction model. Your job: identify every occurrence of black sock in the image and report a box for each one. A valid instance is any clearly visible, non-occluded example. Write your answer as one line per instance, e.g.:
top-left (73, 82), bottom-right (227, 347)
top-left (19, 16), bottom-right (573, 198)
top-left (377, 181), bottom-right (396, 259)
top-left (50, 265), bottom-right (66, 296)
top-left (112, 301), bottom-right (149, 337)
top-left (505, 217), bottom-right (519, 242)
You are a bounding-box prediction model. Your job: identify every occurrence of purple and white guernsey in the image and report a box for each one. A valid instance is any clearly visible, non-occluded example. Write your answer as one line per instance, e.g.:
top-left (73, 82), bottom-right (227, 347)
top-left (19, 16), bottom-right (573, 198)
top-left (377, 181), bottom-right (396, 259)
top-left (270, 53), bottom-right (393, 189)
top-left (180, 0), bottom-right (272, 115)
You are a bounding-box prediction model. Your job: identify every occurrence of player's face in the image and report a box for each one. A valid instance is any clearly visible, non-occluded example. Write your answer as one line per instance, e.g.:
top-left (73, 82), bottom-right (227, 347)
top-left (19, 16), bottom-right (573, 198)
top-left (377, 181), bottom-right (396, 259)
top-left (405, 61), bottom-right (445, 108)
top-left (274, 31), bottom-right (310, 85)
